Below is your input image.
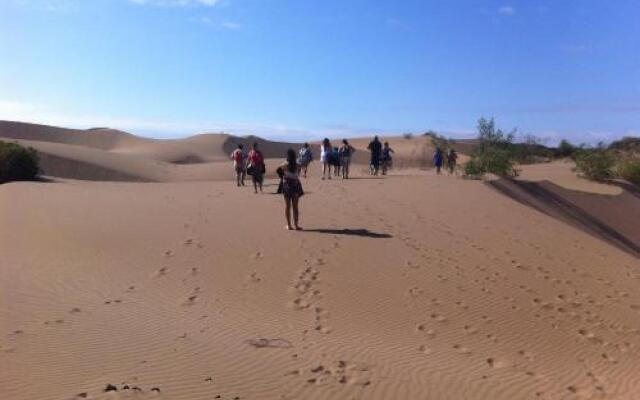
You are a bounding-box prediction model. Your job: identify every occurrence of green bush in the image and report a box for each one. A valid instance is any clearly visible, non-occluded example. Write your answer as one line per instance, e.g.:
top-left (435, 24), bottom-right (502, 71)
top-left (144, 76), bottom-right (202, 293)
top-left (0, 141), bottom-right (40, 183)
top-left (616, 158), bottom-right (640, 186)
top-left (462, 157), bottom-right (485, 179)
top-left (573, 148), bottom-right (615, 181)
top-left (556, 139), bottom-right (577, 158)
top-left (463, 118), bottom-right (519, 178)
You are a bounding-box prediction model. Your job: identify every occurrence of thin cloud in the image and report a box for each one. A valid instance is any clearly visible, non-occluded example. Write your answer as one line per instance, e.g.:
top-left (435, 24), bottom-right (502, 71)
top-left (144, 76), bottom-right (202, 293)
top-left (128, 0), bottom-right (220, 7)
top-left (194, 17), bottom-right (241, 30)
top-left (498, 5), bottom-right (515, 16)
top-left (221, 21), bottom-right (241, 30)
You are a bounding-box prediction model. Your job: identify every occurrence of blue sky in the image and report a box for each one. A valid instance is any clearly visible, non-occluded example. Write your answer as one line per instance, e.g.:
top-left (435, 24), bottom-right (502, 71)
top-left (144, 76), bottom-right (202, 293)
top-left (0, 0), bottom-right (638, 143)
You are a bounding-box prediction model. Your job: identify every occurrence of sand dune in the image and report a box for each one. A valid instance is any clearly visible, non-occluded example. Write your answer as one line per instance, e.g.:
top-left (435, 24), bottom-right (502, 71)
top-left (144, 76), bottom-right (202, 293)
top-left (1, 121), bottom-right (440, 182)
top-left (2, 163), bottom-right (640, 400)
top-left (2, 121), bottom-right (640, 400)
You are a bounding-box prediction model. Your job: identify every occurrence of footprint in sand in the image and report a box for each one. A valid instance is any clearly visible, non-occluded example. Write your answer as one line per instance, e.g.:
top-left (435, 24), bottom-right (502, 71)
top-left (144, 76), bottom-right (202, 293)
top-left (181, 295), bottom-right (198, 306)
top-left (430, 313), bottom-right (447, 323)
top-left (69, 307), bottom-right (81, 314)
top-left (155, 267), bottom-right (169, 277)
top-left (452, 344), bottom-right (472, 355)
top-left (164, 250), bottom-right (174, 257)
top-left (190, 267), bottom-right (199, 275)
top-left (183, 238), bottom-right (194, 246)
top-left (246, 272), bottom-right (261, 283)
top-left (486, 357), bottom-right (508, 369)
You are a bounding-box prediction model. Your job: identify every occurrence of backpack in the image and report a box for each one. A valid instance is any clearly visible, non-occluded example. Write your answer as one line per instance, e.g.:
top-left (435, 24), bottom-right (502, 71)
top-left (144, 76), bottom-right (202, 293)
top-left (251, 150), bottom-right (264, 166)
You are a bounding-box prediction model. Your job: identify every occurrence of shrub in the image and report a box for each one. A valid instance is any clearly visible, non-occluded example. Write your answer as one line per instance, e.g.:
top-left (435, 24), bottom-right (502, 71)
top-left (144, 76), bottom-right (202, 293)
top-left (556, 139), bottom-right (577, 158)
top-left (616, 157), bottom-right (640, 186)
top-left (510, 135), bottom-right (554, 164)
top-left (0, 141), bottom-right (40, 183)
top-left (402, 132), bottom-right (414, 140)
top-left (573, 147), bottom-right (615, 181)
top-left (463, 157), bottom-right (485, 179)
top-left (463, 117), bottom-right (519, 178)
top-left (609, 137), bottom-right (640, 153)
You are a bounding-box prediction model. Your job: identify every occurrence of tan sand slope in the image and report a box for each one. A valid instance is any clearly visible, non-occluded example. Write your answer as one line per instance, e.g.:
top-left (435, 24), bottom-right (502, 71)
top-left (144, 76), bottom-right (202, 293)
top-left (2, 169), bottom-right (639, 400)
top-left (1, 121), bottom-right (439, 182)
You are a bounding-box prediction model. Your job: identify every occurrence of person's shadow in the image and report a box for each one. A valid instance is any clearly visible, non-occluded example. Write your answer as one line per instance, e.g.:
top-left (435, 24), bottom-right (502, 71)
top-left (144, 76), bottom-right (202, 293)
top-left (303, 228), bottom-right (392, 239)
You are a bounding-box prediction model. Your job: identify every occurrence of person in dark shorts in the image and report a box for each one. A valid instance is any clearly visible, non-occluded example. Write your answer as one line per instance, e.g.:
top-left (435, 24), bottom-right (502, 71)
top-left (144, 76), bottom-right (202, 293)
top-left (367, 136), bottom-right (382, 175)
top-left (433, 147), bottom-right (444, 174)
top-left (229, 143), bottom-right (247, 186)
top-left (247, 142), bottom-right (265, 193)
top-left (447, 148), bottom-right (458, 174)
top-left (381, 141), bottom-right (395, 175)
top-left (280, 149), bottom-right (304, 230)
top-left (339, 139), bottom-right (356, 179)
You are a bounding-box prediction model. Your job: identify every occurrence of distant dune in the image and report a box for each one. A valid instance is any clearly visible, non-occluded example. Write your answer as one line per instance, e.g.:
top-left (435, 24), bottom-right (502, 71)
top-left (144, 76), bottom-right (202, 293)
top-left (0, 120), bottom-right (440, 182)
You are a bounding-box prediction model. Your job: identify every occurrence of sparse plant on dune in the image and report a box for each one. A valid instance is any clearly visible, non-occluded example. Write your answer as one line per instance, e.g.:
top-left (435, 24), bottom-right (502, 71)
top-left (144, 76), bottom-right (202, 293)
top-left (573, 145), bottom-right (615, 181)
top-left (0, 141), bottom-right (40, 183)
top-left (615, 157), bottom-right (640, 186)
top-left (556, 139), bottom-right (578, 158)
top-left (463, 117), bottom-right (519, 179)
top-left (429, 133), bottom-right (453, 152)
top-left (402, 132), bottom-right (414, 140)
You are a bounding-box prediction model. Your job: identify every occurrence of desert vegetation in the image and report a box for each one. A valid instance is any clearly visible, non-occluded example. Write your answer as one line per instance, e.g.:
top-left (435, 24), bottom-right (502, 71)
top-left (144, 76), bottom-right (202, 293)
top-left (0, 140), bottom-right (40, 183)
top-left (463, 118), bottom-right (519, 178)
top-left (567, 139), bottom-right (640, 186)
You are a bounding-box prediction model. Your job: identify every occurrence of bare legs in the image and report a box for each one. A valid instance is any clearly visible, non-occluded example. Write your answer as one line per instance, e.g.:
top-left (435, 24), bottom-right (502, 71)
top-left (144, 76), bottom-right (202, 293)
top-left (322, 162), bottom-right (331, 180)
top-left (342, 159), bottom-right (350, 179)
top-left (235, 168), bottom-right (245, 186)
top-left (284, 194), bottom-right (301, 230)
top-left (252, 174), bottom-right (263, 193)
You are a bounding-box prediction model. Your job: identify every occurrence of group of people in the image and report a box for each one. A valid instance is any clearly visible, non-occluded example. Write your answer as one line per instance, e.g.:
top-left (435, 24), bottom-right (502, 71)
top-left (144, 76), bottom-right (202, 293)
top-left (318, 138), bottom-right (356, 180)
top-left (229, 142), bottom-right (266, 194)
top-left (433, 147), bottom-right (458, 174)
top-left (230, 137), bottom-right (459, 230)
top-left (366, 136), bottom-right (395, 176)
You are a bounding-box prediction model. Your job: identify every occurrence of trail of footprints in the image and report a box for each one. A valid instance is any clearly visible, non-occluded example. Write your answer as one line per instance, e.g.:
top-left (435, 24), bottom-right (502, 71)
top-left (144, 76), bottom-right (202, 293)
top-left (288, 263), bottom-right (331, 334)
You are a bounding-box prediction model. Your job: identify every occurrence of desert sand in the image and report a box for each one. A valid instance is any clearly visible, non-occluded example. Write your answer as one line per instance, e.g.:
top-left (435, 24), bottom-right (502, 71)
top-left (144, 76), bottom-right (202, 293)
top-left (2, 122), bottom-right (640, 400)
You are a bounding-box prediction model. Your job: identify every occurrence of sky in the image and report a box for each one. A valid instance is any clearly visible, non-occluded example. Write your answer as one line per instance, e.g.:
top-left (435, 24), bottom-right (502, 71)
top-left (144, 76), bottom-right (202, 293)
top-left (0, 0), bottom-right (638, 143)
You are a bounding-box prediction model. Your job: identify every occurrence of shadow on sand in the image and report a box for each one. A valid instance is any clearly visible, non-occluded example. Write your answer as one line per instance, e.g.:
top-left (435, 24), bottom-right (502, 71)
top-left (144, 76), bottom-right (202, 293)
top-left (488, 179), bottom-right (640, 258)
top-left (304, 228), bottom-right (392, 239)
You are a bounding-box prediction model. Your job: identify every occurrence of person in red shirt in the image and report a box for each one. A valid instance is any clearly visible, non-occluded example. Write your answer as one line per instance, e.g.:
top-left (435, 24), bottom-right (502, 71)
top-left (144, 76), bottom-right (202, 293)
top-left (229, 143), bottom-right (247, 187)
top-left (247, 142), bottom-right (265, 194)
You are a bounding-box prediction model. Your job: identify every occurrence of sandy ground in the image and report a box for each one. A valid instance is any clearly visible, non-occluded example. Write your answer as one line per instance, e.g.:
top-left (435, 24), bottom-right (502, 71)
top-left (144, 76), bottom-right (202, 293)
top-left (2, 168), bottom-right (640, 400)
top-left (2, 122), bottom-right (640, 400)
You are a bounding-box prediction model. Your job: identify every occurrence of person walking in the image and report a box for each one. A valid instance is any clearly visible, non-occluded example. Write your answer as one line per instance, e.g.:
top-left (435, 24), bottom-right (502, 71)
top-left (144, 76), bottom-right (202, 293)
top-left (381, 142), bottom-right (395, 175)
top-left (367, 136), bottom-right (382, 175)
top-left (320, 138), bottom-right (332, 180)
top-left (298, 142), bottom-right (313, 178)
top-left (229, 143), bottom-right (247, 186)
top-left (332, 147), bottom-right (341, 177)
top-left (339, 139), bottom-right (355, 179)
top-left (447, 148), bottom-right (458, 174)
top-left (280, 149), bottom-right (304, 230)
top-left (433, 147), bottom-right (444, 174)
top-left (247, 142), bottom-right (265, 193)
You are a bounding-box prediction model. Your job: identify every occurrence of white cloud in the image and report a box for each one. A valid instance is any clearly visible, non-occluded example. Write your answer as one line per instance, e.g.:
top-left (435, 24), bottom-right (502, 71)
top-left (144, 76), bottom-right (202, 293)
top-left (128, 0), bottom-right (220, 7)
top-left (498, 5), bottom-right (515, 16)
top-left (193, 17), bottom-right (241, 29)
top-left (221, 21), bottom-right (240, 30)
